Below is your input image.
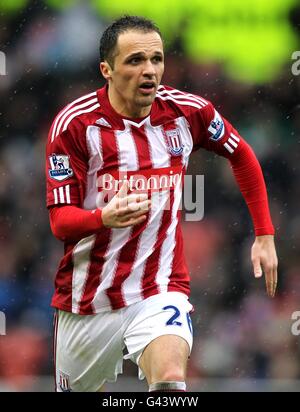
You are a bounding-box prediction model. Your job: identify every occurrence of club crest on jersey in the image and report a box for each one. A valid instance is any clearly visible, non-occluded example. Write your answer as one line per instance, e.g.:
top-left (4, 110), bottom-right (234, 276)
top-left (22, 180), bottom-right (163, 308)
top-left (58, 371), bottom-right (72, 392)
top-left (49, 153), bottom-right (73, 181)
top-left (165, 129), bottom-right (184, 156)
top-left (208, 110), bottom-right (225, 141)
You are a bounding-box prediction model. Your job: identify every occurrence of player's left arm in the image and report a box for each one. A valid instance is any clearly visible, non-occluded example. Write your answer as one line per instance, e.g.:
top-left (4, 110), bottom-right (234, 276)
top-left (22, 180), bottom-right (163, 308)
top-left (188, 101), bottom-right (278, 297)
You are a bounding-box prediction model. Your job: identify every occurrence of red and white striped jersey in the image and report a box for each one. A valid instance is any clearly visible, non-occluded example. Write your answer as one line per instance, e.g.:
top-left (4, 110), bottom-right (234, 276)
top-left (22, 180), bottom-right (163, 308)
top-left (46, 84), bottom-right (243, 314)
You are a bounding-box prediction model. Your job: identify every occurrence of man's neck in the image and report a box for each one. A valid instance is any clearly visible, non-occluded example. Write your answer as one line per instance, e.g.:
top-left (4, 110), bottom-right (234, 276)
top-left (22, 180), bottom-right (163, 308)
top-left (107, 86), bottom-right (151, 119)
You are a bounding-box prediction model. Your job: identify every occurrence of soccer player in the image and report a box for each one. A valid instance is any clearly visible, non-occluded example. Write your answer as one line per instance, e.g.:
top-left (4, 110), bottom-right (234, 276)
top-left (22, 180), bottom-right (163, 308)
top-left (46, 16), bottom-right (278, 392)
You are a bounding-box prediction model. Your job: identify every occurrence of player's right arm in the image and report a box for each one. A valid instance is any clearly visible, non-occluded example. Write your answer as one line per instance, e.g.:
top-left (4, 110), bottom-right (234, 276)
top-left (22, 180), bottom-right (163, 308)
top-left (46, 119), bottom-right (150, 242)
top-left (100, 181), bottom-right (151, 228)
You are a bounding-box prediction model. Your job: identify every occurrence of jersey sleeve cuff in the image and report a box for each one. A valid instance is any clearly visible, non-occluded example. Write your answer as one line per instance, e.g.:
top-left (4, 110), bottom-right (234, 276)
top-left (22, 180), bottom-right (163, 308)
top-left (254, 226), bottom-right (275, 237)
top-left (93, 208), bottom-right (103, 229)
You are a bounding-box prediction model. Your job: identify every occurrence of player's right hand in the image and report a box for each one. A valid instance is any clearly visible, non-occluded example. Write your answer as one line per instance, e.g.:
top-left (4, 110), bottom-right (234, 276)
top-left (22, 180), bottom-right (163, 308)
top-left (101, 181), bottom-right (151, 228)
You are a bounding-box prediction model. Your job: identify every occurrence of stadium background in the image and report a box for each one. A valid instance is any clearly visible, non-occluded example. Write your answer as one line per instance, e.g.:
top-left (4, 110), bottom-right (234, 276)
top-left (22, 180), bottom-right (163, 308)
top-left (0, 0), bottom-right (299, 392)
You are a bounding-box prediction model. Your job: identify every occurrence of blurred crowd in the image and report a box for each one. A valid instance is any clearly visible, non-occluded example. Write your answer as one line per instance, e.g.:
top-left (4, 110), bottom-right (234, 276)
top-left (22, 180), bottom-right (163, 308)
top-left (0, 2), bottom-right (300, 391)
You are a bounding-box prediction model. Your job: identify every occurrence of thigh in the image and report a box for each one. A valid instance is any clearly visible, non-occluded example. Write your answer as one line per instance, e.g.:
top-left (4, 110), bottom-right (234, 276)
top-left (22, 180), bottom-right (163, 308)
top-left (124, 292), bottom-right (193, 382)
top-left (139, 334), bottom-right (190, 385)
top-left (54, 309), bottom-right (124, 392)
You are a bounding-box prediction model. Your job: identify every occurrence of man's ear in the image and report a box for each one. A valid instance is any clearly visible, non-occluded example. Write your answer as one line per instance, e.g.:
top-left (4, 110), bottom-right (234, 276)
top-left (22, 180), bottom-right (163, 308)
top-left (100, 61), bottom-right (112, 81)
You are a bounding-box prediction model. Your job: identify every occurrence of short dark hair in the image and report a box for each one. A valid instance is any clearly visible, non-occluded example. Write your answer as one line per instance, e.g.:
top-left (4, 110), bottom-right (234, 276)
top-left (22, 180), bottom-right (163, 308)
top-left (99, 15), bottom-right (162, 67)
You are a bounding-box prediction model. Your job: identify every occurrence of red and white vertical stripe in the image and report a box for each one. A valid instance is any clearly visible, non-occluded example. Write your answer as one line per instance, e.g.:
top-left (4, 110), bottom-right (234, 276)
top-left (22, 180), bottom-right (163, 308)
top-left (103, 122), bottom-right (149, 309)
top-left (70, 114), bottom-right (193, 313)
top-left (72, 235), bottom-right (97, 313)
top-left (83, 125), bottom-right (104, 210)
top-left (120, 119), bottom-right (172, 305)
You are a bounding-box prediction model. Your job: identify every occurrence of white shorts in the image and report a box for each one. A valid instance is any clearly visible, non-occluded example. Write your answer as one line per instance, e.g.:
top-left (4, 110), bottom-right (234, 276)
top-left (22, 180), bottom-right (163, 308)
top-left (54, 292), bottom-right (193, 392)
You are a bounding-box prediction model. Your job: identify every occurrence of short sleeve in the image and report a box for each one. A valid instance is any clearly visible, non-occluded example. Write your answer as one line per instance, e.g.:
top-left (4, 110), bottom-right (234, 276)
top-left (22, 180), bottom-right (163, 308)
top-left (45, 118), bottom-right (88, 208)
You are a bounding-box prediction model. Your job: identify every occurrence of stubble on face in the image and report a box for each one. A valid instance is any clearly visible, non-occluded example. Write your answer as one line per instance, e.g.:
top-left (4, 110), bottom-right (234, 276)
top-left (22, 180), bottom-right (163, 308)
top-left (107, 30), bottom-right (164, 118)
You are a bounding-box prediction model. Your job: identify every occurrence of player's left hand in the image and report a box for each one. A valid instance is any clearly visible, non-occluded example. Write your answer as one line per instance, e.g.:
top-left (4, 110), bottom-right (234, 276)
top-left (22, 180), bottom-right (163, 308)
top-left (251, 235), bottom-right (278, 298)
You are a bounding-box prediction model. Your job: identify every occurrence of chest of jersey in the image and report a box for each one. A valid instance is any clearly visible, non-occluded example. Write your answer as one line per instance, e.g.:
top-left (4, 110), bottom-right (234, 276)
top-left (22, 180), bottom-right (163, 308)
top-left (84, 116), bottom-right (193, 209)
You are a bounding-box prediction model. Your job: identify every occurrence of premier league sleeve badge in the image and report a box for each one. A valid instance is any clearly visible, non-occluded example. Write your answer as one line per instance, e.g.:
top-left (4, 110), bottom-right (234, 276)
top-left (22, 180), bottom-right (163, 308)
top-left (208, 110), bottom-right (225, 141)
top-left (49, 153), bottom-right (74, 181)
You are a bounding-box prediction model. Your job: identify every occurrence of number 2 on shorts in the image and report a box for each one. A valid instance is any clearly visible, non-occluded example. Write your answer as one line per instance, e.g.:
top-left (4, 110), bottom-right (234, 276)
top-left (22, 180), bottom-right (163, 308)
top-left (163, 305), bottom-right (193, 334)
top-left (163, 305), bottom-right (182, 326)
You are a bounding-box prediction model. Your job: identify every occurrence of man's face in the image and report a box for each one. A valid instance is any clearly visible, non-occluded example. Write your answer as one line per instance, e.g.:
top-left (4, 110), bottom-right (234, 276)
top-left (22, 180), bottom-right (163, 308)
top-left (101, 30), bottom-right (164, 116)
